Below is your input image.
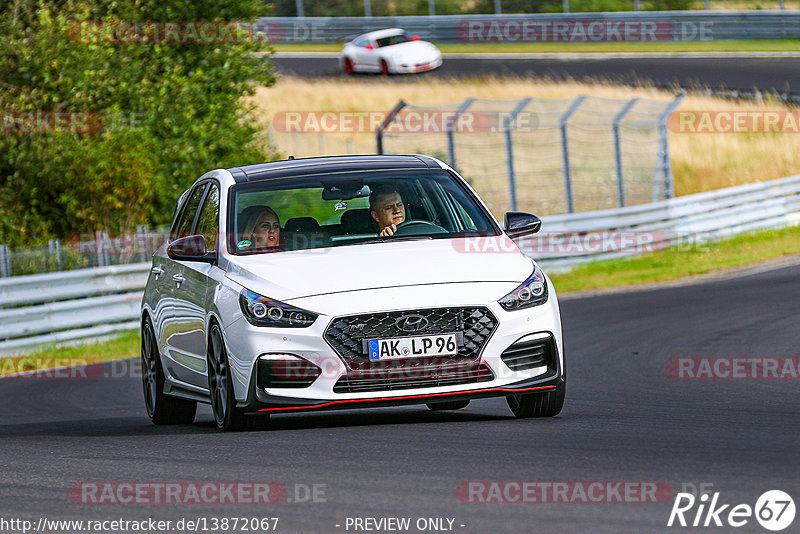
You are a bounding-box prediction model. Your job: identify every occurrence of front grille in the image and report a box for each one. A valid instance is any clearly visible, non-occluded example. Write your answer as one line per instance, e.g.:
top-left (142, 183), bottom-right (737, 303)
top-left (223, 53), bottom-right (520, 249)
top-left (324, 307), bottom-right (498, 371)
top-left (501, 335), bottom-right (556, 371)
top-left (333, 361), bottom-right (494, 393)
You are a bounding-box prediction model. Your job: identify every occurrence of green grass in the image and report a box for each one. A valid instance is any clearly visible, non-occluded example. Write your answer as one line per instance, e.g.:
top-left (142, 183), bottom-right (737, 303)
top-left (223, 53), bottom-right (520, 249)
top-left (273, 40), bottom-right (800, 54)
top-left (549, 224), bottom-right (800, 293)
top-left (0, 329), bottom-right (140, 377)
top-left (2, 224), bottom-right (797, 370)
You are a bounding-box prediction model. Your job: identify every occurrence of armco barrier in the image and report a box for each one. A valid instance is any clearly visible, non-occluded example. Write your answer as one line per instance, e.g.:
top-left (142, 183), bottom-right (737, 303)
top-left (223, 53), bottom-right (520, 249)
top-left (0, 263), bottom-right (149, 355)
top-left (532, 174), bottom-right (800, 271)
top-left (256, 12), bottom-right (800, 43)
top-left (1, 174), bottom-right (798, 355)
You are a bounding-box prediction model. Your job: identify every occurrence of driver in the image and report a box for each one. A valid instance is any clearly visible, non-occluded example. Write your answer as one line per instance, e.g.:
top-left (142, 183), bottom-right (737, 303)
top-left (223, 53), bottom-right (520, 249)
top-left (369, 185), bottom-right (406, 236)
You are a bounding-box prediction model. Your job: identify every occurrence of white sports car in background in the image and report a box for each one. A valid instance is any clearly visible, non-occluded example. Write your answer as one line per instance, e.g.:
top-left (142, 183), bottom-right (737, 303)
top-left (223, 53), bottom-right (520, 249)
top-left (339, 28), bottom-right (443, 75)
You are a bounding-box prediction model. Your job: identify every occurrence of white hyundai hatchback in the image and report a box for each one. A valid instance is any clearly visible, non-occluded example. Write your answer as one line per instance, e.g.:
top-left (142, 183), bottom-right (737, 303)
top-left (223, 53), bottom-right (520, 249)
top-left (141, 155), bottom-right (565, 430)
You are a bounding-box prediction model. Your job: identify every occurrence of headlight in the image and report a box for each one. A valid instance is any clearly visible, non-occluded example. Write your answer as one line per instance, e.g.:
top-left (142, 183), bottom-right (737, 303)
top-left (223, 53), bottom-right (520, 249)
top-left (239, 289), bottom-right (318, 328)
top-left (498, 264), bottom-right (548, 311)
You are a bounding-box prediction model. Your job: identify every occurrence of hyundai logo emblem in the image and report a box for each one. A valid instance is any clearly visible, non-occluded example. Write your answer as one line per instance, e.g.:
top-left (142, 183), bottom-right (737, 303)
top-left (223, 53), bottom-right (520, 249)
top-left (395, 314), bottom-right (429, 333)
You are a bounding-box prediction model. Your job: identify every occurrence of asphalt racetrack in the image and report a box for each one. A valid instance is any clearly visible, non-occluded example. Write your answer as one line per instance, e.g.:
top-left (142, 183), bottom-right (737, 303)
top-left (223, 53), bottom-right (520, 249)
top-left (272, 53), bottom-right (800, 94)
top-left (2, 262), bottom-right (799, 533)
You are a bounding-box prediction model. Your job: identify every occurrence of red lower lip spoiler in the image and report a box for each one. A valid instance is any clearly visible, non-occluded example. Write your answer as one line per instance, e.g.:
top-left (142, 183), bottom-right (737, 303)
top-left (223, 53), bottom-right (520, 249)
top-left (258, 385), bottom-right (556, 413)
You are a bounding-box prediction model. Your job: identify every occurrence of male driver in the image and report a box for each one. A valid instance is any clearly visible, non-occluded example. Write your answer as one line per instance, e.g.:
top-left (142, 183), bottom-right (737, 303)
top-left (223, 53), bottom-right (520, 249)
top-left (369, 185), bottom-right (406, 236)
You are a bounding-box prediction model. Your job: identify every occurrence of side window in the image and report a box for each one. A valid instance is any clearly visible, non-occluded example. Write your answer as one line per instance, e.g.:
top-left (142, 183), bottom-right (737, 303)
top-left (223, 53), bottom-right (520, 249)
top-left (195, 184), bottom-right (220, 250)
top-left (171, 183), bottom-right (207, 241)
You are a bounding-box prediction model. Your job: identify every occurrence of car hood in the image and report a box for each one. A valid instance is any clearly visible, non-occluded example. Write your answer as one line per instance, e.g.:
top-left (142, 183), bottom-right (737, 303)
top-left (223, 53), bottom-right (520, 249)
top-left (383, 41), bottom-right (440, 60)
top-left (225, 235), bottom-right (533, 302)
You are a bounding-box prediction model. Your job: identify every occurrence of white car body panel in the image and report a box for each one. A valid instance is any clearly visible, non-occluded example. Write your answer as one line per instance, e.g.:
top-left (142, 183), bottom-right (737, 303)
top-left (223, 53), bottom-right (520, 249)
top-left (340, 28), bottom-right (442, 74)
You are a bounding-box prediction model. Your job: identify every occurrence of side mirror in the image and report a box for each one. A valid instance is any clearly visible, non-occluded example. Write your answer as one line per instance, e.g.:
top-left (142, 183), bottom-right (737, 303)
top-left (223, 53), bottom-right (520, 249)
top-left (365, 44), bottom-right (374, 50)
top-left (412, 35), bottom-right (420, 41)
top-left (504, 212), bottom-right (541, 239)
top-left (167, 235), bottom-right (216, 263)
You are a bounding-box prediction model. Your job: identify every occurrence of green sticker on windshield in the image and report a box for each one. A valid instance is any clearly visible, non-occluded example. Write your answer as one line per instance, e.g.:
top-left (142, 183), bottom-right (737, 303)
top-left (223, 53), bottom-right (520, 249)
top-left (237, 239), bottom-right (252, 249)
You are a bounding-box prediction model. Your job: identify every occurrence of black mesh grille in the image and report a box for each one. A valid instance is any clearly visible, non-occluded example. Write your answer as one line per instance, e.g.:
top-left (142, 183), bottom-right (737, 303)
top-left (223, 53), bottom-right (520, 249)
top-left (324, 307), bottom-right (498, 372)
top-left (501, 335), bottom-right (556, 371)
top-left (333, 361), bottom-right (494, 393)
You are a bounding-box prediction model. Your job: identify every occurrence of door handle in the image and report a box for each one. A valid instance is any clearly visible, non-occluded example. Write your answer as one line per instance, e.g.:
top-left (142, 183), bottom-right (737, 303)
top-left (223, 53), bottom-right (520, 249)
top-left (151, 266), bottom-right (164, 279)
top-left (172, 273), bottom-right (185, 288)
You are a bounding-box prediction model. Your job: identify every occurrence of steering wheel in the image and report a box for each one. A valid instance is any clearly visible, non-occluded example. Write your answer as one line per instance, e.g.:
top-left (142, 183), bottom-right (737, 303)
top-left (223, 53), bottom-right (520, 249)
top-left (392, 220), bottom-right (448, 237)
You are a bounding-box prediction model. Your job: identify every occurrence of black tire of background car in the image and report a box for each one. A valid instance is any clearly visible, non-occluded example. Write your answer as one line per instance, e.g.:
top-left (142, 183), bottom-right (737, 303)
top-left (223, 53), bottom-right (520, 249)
top-left (141, 318), bottom-right (197, 425)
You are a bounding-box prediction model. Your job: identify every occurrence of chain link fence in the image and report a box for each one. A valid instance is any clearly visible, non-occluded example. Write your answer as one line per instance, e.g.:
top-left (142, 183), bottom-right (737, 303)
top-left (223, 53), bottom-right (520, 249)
top-left (377, 94), bottom-right (684, 218)
top-left (0, 226), bottom-right (167, 278)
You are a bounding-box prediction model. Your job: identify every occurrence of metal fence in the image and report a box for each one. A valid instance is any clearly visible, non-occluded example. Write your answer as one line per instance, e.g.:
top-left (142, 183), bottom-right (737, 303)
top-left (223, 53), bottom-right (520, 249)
top-left (377, 94), bottom-right (684, 217)
top-left (0, 225), bottom-right (166, 278)
top-left (257, 12), bottom-right (800, 43)
top-left (1, 173), bottom-right (797, 355)
top-left (0, 263), bottom-right (148, 355)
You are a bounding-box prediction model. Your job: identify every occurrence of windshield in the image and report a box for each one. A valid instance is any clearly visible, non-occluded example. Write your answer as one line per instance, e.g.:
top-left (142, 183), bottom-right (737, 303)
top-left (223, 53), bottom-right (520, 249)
top-left (228, 170), bottom-right (500, 255)
top-left (376, 33), bottom-right (411, 47)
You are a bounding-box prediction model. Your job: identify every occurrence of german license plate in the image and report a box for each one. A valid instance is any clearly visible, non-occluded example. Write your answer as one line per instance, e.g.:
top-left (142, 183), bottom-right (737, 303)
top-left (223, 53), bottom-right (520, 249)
top-left (366, 333), bottom-right (458, 361)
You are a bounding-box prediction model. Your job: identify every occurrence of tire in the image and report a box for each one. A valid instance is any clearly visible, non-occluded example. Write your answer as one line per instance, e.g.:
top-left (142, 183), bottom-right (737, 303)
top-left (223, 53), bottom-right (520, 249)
top-left (141, 317), bottom-right (197, 425)
top-left (506, 378), bottom-right (566, 418)
top-left (427, 400), bottom-right (470, 411)
top-left (343, 57), bottom-right (354, 74)
top-left (380, 59), bottom-right (390, 75)
top-left (208, 322), bottom-right (270, 431)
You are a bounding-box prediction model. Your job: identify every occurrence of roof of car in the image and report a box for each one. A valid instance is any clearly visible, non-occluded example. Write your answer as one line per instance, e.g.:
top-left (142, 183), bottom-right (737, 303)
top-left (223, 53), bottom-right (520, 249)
top-left (359, 28), bottom-right (405, 40)
top-left (226, 154), bottom-right (442, 183)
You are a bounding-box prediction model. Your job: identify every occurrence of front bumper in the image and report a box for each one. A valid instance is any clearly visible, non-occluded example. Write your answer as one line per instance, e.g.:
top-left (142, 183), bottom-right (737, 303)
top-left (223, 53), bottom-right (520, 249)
top-left (222, 281), bottom-right (563, 414)
top-left (239, 366), bottom-right (563, 415)
top-left (393, 55), bottom-right (443, 74)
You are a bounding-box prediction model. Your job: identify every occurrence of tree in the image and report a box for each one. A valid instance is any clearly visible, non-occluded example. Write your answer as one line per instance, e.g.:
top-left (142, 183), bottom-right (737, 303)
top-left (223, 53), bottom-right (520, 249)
top-left (0, 0), bottom-right (277, 246)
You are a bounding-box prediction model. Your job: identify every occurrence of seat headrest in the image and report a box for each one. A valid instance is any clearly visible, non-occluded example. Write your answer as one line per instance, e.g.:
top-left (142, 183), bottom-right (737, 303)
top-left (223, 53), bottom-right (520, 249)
top-left (284, 217), bottom-right (320, 233)
top-left (340, 209), bottom-right (377, 233)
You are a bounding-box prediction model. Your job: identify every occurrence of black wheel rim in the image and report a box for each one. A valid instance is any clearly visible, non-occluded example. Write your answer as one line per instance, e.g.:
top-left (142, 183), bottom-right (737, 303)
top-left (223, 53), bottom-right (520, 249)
top-left (209, 327), bottom-right (228, 424)
top-left (141, 323), bottom-right (157, 417)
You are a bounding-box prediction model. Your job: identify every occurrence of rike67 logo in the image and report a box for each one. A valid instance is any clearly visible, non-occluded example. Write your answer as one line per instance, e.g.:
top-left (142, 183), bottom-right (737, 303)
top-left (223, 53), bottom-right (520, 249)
top-left (668, 490), bottom-right (795, 531)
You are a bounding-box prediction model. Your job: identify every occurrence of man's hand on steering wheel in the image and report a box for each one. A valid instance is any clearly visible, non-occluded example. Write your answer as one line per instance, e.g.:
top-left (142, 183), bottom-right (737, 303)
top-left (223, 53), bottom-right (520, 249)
top-left (379, 223), bottom-right (398, 237)
top-left (379, 220), bottom-right (448, 237)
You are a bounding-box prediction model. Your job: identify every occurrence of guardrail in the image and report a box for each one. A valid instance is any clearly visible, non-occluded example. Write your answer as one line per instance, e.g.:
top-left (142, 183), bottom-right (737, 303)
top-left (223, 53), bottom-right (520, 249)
top-left (257, 12), bottom-right (800, 43)
top-left (531, 174), bottom-right (800, 271)
top-left (0, 263), bottom-right (149, 355)
top-left (1, 174), bottom-right (798, 355)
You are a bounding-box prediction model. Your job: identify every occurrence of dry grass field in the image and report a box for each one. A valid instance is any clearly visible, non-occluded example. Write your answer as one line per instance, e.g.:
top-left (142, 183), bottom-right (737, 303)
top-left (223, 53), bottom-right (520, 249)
top-left (249, 76), bottom-right (800, 212)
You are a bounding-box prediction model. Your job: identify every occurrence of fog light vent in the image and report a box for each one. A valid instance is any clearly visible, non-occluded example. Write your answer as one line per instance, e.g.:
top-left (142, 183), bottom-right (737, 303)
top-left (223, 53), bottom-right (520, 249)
top-left (500, 334), bottom-right (555, 371)
top-left (257, 355), bottom-right (321, 389)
